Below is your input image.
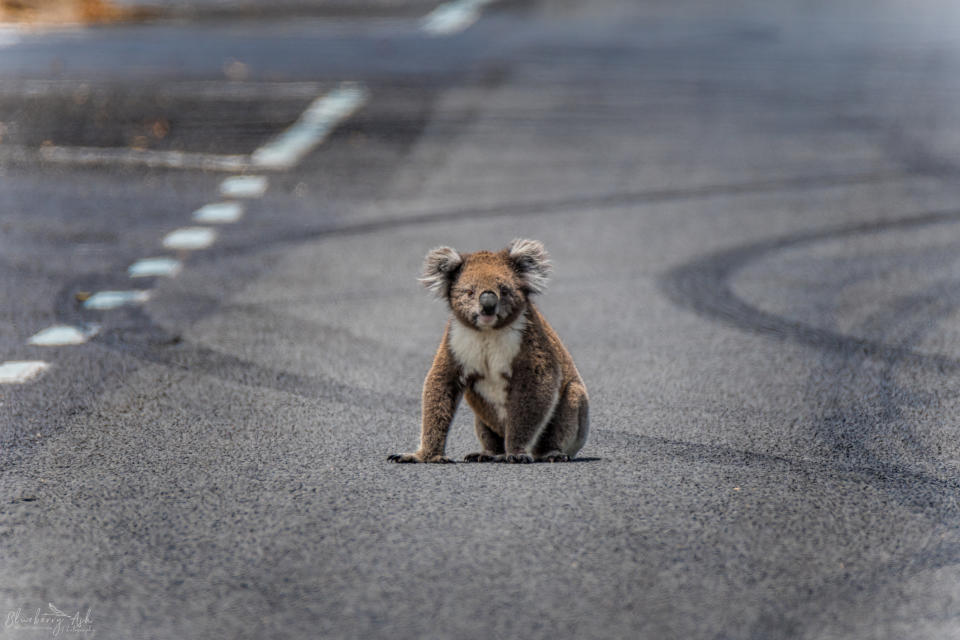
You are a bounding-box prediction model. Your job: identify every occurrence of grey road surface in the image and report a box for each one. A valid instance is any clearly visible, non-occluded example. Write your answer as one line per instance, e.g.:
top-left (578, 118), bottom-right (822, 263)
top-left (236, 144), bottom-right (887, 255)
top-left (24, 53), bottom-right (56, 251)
top-left (3, 0), bottom-right (960, 638)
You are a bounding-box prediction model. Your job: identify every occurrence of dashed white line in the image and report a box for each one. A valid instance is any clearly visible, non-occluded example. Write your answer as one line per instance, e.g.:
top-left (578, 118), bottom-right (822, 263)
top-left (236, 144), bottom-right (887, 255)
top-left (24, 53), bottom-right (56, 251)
top-left (28, 324), bottom-right (100, 346)
top-left (421, 0), bottom-right (495, 35)
top-left (0, 361), bottom-right (49, 384)
top-left (193, 201), bottom-right (244, 224)
top-left (128, 257), bottom-right (183, 278)
top-left (82, 290), bottom-right (151, 310)
top-left (251, 82), bottom-right (369, 170)
top-left (162, 227), bottom-right (217, 250)
top-left (13, 77), bottom-right (369, 385)
top-left (220, 175), bottom-right (268, 198)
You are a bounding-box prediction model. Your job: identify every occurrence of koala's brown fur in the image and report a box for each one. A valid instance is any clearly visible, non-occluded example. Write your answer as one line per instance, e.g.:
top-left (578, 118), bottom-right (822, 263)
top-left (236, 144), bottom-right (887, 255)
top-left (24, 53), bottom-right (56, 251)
top-left (389, 239), bottom-right (589, 464)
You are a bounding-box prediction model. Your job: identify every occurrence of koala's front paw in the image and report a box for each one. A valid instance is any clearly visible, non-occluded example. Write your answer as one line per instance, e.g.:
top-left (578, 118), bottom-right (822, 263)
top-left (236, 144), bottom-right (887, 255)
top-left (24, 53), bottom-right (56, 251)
top-left (538, 452), bottom-right (571, 463)
top-left (388, 452), bottom-right (421, 463)
top-left (464, 452), bottom-right (499, 462)
top-left (504, 453), bottom-right (534, 464)
top-left (388, 453), bottom-right (454, 464)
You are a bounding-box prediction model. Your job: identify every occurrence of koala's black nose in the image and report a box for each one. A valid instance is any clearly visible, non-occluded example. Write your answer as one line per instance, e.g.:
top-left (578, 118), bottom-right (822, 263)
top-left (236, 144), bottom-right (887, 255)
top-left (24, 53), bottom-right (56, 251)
top-left (479, 291), bottom-right (498, 314)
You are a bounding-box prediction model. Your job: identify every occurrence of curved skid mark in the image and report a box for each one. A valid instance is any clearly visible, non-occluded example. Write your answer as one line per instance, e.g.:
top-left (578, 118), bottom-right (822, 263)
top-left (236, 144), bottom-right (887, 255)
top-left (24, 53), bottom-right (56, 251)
top-left (184, 171), bottom-right (906, 264)
top-left (659, 208), bottom-right (960, 372)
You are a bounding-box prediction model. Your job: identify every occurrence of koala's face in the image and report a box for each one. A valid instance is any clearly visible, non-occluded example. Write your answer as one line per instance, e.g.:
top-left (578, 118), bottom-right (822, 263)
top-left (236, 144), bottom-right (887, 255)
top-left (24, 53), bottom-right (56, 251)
top-left (420, 239), bottom-right (552, 331)
top-left (448, 253), bottom-right (526, 329)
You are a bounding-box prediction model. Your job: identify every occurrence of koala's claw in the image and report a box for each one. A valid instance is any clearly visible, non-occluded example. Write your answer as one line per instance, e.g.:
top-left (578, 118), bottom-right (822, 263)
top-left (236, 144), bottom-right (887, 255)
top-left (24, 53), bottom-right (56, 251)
top-left (540, 453), bottom-right (571, 463)
top-left (464, 452), bottom-right (498, 462)
top-left (505, 453), bottom-right (535, 464)
top-left (388, 453), bottom-right (454, 464)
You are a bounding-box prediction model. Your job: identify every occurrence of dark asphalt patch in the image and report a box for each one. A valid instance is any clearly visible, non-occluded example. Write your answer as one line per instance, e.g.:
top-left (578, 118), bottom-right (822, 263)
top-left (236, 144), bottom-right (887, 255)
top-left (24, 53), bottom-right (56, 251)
top-left (141, 1), bottom-right (441, 22)
top-left (0, 85), bottom-right (314, 155)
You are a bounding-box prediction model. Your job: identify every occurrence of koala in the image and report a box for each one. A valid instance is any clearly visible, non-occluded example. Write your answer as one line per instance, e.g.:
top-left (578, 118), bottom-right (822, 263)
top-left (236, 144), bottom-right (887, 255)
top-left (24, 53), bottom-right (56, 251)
top-left (389, 238), bottom-right (589, 464)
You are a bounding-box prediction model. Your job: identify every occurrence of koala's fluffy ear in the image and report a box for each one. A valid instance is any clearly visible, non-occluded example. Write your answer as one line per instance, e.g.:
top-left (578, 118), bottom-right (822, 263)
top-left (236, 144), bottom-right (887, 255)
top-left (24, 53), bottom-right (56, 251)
top-left (420, 246), bottom-right (463, 298)
top-left (508, 238), bottom-right (552, 295)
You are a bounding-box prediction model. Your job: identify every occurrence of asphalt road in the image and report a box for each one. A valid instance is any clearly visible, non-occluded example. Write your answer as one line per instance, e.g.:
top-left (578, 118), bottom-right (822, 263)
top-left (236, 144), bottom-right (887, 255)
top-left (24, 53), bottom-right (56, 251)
top-left (3, 1), bottom-right (960, 638)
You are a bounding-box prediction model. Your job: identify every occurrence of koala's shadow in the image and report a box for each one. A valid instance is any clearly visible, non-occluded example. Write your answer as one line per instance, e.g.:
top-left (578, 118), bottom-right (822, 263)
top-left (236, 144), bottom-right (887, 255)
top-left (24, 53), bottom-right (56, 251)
top-left (452, 456), bottom-right (602, 464)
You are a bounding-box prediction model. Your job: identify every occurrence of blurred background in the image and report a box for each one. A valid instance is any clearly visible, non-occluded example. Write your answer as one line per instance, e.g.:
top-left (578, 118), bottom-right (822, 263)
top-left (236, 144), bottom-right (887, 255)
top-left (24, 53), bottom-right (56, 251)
top-left (3, 1), bottom-right (960, 638)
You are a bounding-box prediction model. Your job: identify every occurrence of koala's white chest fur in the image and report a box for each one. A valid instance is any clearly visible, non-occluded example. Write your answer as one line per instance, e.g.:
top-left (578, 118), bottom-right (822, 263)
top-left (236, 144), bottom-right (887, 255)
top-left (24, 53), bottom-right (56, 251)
top-left (448, 315), bottom-right (527, 423)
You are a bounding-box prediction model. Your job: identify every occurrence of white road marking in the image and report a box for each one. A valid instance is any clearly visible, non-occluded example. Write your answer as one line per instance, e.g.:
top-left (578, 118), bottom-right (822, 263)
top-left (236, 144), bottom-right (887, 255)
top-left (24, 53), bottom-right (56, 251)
top-left (192, 201), bottom-right (244, 224)
top-left (0, 361), bottom-right (49, 384)
top-left (8, 79), bottom-right (369, 387)
top-left (162, 227), bottom-right (217, 250)
top-left (421, 0), bottom-right (495, 35)
top-left (0, 27), bottom-right (20, 49)
top-left (83, 290), bottom-right (151, 310)
top-left (251, 83), bottom-right (369, 170)
top-left (27, 324), bottom-right (100, 346)
top-left (38, 145), bottom-right (250, 172)
top-left (220, 175), bottom-right (268, 198)
top-left (128, 257), bottom-right (182, 278)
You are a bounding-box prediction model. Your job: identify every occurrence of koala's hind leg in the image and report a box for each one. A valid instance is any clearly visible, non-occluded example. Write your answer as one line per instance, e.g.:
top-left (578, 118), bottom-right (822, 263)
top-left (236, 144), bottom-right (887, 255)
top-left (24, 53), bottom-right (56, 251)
top-left (533, 382), bottom-right (589, 462)
top-left (464, 418), bottom-right (505, 462)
